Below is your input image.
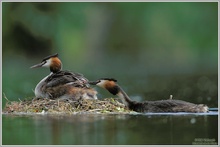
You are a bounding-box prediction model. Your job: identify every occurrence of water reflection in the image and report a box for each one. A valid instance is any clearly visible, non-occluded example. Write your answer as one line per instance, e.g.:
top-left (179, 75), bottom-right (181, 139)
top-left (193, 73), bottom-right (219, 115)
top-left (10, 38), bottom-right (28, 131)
top-left (2, 113), bottom-right (218, 145)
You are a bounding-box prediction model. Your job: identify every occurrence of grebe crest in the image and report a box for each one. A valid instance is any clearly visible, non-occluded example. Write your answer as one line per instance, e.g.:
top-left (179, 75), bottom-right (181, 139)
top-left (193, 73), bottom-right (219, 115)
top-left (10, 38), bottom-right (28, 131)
top-left (31, 53), bottom-right (97, 100)
top-left (90, 78), bottom-right (119, 95)
top-left (30, 53), bottom-right (62, 73)
top-left (90, 78), bottom-right (209, 113)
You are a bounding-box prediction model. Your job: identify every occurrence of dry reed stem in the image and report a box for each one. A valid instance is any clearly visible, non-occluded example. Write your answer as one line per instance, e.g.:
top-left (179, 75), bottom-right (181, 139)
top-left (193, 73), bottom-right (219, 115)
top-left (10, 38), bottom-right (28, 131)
top-left (3, 97), bottom-right (131, 114)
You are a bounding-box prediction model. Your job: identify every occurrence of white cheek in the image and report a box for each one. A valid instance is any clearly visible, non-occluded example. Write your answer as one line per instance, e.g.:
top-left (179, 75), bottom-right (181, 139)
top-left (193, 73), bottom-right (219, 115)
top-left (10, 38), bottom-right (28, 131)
top-left (42, 59), bottom-right (51, 67)
top-left (97, 80), bottom-right (106, 88)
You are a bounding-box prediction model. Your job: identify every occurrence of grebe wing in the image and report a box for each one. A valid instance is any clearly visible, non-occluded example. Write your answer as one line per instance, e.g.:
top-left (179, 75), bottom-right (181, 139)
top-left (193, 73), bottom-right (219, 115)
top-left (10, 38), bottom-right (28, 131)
top-left (45, 70), bottom-right (89, 88)
top-left (149, 99), bottom-right (195, 108)
top-left (143, 99), bottom-right (200, 112)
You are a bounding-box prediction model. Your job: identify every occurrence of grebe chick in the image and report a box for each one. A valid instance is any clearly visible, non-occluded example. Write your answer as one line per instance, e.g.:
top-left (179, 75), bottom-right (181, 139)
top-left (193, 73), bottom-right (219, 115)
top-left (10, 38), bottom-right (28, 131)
top-left (89, 78), bottom-right (209, 113)
top-left (30, 53), bottom-right (97, 100)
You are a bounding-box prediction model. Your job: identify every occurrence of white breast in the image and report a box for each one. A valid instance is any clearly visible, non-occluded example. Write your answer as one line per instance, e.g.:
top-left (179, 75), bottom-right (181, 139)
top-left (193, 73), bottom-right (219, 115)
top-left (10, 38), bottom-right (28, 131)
top-left (34, 74), bottom-right (51, 98)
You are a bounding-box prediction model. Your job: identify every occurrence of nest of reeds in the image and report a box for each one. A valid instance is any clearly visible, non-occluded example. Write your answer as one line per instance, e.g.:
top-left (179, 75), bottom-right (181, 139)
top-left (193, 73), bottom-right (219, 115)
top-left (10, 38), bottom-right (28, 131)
top-left (3, 97), bottom-right (132, 114)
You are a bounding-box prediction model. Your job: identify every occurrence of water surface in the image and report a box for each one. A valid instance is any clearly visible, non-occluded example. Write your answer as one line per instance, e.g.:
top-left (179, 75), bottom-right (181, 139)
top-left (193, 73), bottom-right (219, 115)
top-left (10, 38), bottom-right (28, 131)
top-left (2, 112), bottom-right (218, 145)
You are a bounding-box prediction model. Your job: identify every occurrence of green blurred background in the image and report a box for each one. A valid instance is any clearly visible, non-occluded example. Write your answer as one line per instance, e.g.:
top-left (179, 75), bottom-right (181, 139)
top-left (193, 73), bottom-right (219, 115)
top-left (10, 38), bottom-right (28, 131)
top-left (2, 2), bottom-right (218, 107)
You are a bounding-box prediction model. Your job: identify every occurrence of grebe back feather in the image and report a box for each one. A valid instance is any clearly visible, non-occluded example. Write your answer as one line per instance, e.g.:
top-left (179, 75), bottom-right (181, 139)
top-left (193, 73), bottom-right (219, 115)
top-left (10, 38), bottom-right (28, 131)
top-left (31, 53), bottom-right (97, 100)
top-left (90, 78), bottom-right (209, 113)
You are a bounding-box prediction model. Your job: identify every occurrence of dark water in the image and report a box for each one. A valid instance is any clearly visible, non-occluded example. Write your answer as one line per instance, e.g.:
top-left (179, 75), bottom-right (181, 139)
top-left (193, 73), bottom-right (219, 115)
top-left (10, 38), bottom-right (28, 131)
top-left (2, 112), bottom-right (218, 145)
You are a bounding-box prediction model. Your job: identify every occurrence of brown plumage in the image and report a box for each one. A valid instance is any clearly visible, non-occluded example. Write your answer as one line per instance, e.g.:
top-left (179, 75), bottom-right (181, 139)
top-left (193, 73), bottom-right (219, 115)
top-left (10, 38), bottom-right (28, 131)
top-left (50, 57), bottom-right (62, 73)
top-left (45, 84), bottom-right (97, 100)
top-left (31, 53), bottom-right (97, 100)
top-left (89, 78), bottom-right (209, 113)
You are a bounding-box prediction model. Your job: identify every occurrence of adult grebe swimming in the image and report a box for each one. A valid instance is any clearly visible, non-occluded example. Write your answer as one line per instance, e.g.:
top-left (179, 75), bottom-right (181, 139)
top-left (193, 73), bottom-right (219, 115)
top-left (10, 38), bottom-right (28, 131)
top-left (30, 53), bottom-right (97, 100)
top-left (90, 78), bottom-right (208, 113)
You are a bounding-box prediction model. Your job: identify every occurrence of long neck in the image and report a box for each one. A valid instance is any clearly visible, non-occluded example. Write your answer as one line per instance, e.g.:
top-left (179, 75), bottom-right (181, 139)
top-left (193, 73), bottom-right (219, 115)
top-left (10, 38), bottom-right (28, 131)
top-left (50, 66), bottom-right (61, 73)
top-left (50, 61), bottom-right (62, 73)
top-left (116, 86), bottom-right (133, 107)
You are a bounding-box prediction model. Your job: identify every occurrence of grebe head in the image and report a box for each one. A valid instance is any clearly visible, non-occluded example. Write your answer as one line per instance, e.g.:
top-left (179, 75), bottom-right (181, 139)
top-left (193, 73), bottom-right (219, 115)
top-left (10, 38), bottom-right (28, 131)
top-left (89, 78), bottom-right (119, 95)
top-left (30, 53), bottom-right (62, 73)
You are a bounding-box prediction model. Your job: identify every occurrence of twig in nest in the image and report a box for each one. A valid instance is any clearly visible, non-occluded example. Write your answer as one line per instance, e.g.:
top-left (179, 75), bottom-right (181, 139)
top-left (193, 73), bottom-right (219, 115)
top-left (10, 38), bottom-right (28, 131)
top-left (3, 93), bottom-right (10, 102)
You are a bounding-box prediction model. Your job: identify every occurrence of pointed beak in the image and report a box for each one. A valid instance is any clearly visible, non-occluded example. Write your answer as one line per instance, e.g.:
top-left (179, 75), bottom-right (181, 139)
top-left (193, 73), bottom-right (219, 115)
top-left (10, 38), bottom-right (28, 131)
top-left (88, 81), bottom-right (99, 85)
top-left (30, 62), bottom-right (45, 69)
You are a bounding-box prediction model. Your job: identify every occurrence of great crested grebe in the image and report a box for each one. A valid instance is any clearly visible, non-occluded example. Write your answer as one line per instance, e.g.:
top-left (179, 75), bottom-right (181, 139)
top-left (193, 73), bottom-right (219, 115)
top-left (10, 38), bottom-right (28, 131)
top-left (89, 78), bottom-right (209, 113)
top-left (30, 53), bottom-right (97, 100)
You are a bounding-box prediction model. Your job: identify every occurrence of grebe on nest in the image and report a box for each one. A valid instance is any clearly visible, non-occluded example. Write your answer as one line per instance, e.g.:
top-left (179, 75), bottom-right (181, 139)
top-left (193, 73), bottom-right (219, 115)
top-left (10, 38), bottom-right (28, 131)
top-left (90, 78), bottom-right (208, 113)
top-left (30, 53), bottom-right (97, 100)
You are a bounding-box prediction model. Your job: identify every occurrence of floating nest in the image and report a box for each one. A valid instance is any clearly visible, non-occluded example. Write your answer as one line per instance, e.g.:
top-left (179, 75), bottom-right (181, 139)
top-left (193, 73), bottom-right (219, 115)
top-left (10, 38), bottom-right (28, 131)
top-left (3, 97), bottom-right (132, 115)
